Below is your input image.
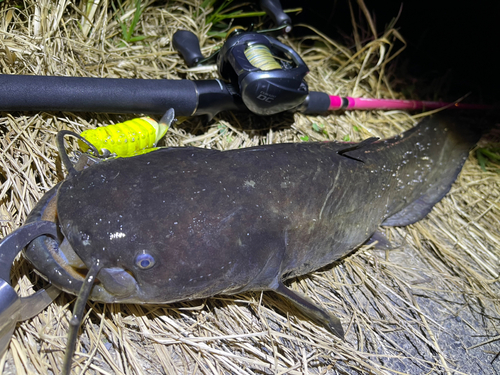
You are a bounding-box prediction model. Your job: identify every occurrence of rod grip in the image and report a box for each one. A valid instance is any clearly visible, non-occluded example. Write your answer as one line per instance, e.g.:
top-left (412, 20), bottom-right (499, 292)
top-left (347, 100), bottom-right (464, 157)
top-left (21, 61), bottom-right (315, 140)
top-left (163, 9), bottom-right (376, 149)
top-left (300, 91), bottom-right (331, 113)
top-left (0, 74), bottom-right (198, 116)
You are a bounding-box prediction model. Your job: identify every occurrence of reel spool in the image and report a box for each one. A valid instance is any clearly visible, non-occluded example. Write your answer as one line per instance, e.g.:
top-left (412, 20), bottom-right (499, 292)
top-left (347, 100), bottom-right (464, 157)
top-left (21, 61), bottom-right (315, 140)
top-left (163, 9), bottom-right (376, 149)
top-left (244, 44), bottom-right (282, 71)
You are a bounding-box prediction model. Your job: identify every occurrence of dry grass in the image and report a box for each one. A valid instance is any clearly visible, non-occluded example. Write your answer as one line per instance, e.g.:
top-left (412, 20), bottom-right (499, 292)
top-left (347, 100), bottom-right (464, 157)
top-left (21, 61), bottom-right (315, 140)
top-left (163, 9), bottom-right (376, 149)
top-left (1, 0), bottom-right (499, 374)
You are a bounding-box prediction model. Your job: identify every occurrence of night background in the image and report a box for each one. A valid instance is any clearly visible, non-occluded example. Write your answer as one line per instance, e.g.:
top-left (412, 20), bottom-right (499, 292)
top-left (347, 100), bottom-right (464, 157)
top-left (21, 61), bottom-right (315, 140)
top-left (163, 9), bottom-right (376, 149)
top-left (285, 0), bottom-right (500, 104)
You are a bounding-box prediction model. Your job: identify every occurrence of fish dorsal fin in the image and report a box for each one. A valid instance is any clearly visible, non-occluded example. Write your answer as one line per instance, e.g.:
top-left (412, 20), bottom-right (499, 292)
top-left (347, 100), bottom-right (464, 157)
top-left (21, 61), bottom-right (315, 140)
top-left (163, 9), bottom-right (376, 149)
top-left (337, 137), bottom-right (379, 163)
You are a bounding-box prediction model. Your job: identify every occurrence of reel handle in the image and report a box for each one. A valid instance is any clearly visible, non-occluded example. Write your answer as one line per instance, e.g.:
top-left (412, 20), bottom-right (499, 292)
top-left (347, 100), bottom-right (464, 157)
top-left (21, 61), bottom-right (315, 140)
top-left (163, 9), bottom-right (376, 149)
top-left (260, 0), bottom-right (292, 32)
top-left (172, 30), bottom-right (204, 67)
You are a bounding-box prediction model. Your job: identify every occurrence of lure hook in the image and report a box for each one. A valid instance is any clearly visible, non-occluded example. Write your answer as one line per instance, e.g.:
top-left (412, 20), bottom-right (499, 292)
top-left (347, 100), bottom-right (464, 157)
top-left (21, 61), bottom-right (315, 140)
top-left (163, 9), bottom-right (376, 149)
top-left (57, 130), bottom-right (101, 178)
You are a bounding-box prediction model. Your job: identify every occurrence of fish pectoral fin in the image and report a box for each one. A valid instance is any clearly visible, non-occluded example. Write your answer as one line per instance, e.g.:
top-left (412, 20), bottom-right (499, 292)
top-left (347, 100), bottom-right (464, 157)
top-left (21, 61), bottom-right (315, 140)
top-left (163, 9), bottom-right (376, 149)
top-left (273, 280), bottom-right (344, 339)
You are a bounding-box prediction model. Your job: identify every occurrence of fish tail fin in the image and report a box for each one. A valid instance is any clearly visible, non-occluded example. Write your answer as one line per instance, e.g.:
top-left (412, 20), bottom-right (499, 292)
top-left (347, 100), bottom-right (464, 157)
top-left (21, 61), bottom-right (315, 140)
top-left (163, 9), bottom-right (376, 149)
top-left (383, 112), bottom-right (497, 226)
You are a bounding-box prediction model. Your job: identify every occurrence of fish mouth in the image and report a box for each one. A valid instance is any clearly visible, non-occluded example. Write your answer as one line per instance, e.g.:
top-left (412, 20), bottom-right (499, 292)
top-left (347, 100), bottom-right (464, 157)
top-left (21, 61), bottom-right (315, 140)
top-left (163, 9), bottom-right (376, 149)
top-left (23, 186), bottom-right (140, 303)
top-left (55, 237), bottom-right (140, 302)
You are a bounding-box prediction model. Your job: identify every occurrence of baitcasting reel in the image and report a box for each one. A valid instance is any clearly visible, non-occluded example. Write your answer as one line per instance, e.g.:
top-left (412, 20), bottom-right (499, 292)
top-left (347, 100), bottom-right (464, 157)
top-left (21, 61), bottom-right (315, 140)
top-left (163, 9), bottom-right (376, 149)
top-left (172, 1), bottom-right (309, 116)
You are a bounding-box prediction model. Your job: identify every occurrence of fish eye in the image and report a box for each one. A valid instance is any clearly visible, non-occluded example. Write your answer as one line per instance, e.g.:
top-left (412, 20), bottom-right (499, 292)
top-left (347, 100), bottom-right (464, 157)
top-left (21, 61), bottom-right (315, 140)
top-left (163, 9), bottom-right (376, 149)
top-left (135, 253), bottom-right (155, 270)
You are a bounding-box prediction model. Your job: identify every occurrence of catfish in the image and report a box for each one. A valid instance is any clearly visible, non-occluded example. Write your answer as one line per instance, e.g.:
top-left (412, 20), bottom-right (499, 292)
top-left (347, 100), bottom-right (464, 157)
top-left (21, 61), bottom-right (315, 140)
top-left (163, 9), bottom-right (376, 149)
top-left (23, 113), bottom-right (489, 372)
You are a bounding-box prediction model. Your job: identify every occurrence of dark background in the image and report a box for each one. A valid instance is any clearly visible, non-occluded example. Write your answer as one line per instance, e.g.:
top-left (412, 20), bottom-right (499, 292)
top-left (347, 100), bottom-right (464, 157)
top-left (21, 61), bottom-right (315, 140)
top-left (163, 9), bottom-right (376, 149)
top-left (284, 0), bottom-right (500, 103)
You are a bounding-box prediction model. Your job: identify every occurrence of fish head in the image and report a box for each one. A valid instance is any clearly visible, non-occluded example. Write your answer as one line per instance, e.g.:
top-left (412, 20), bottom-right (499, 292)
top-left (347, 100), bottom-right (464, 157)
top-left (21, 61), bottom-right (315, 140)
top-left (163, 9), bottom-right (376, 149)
top-left (23, 170), bottom-right (174, 304)
top-left (58, 220), bottom-right (167, 304)
top-left (24, 196), bottom-right (168, 303)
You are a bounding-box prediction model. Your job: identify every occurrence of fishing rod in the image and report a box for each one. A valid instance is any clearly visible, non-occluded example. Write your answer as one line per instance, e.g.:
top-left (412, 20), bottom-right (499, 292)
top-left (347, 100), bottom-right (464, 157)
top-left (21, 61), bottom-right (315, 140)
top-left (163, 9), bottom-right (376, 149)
top-left (0, 0), bottom-right (491, 120)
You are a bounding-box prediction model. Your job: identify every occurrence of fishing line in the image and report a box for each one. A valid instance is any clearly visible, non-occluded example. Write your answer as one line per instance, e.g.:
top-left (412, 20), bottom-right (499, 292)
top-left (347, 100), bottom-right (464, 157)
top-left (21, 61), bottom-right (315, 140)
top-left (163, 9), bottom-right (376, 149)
top-left (244, 44), bottom-right (281, 71)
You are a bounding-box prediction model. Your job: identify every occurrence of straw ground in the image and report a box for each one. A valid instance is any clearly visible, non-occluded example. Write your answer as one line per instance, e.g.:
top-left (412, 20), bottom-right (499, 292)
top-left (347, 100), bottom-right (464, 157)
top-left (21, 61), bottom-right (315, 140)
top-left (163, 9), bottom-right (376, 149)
top-left (1, 0), bottom-right (499, 374)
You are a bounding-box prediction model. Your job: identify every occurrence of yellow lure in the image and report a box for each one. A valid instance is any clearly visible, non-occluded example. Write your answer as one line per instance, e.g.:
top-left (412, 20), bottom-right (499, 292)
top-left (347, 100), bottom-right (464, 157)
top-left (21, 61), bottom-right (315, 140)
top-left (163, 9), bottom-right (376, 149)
top-left (78, 110), bottom-right (173, 158)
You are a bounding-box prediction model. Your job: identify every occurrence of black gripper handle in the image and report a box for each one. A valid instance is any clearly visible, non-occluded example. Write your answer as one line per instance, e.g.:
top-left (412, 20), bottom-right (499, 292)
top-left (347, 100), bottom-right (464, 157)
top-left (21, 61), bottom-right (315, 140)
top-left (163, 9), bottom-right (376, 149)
top-left (260, 0), bottom-right (292, 31)
top-left (172, 30), bottom-right (204, 67)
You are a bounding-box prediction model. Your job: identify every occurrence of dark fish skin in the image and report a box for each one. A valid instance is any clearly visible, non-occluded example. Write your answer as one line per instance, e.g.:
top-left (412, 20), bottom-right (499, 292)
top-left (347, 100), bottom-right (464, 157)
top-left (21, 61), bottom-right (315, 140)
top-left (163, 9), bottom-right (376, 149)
top-left (23, 113), bottom-right (486, 336)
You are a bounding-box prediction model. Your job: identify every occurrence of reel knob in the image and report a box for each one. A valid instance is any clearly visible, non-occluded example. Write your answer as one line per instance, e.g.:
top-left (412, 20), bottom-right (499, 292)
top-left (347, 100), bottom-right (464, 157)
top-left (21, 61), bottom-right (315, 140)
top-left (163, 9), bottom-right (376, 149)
top-left (172, 30), bottom-right (204, 67)
top-left (260, 0), bottom-right (292, 32)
